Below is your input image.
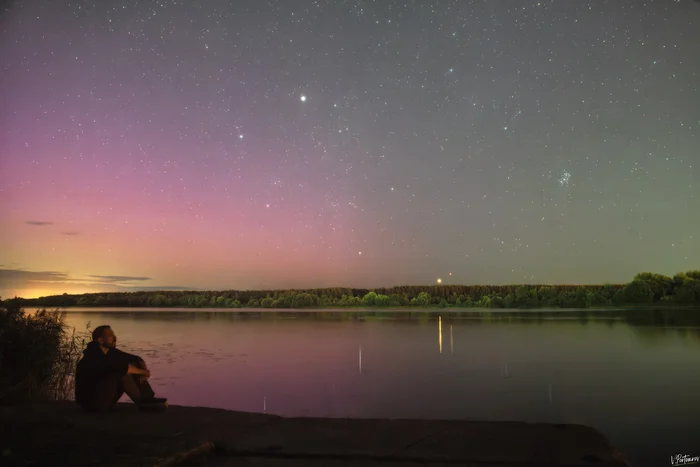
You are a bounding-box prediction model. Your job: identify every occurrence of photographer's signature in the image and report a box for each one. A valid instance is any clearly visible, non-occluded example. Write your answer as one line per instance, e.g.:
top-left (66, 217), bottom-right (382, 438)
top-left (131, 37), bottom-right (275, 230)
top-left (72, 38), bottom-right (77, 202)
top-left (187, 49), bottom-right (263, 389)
top-left (671, 454), bottom-right (700, 466)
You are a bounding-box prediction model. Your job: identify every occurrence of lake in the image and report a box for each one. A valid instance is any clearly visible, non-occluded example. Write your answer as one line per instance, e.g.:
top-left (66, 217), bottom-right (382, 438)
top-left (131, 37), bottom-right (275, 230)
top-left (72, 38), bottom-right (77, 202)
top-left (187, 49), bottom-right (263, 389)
top-left (62, 308), bottom-right (700, 466)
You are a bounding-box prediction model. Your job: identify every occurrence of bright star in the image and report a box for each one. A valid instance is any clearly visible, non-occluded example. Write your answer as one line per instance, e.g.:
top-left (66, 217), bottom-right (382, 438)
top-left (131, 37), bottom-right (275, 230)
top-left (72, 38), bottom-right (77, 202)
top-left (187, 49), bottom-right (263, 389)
top-left (300, 95), bottom-right (307, 102)
top-left (437, 278), bottom-right (442, 284)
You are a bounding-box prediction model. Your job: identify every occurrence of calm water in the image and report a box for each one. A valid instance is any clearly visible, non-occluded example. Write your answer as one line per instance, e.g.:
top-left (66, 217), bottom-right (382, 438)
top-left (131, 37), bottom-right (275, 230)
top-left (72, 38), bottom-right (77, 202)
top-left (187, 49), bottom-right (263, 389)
top-left (62, 308), bottom-right (700, 466)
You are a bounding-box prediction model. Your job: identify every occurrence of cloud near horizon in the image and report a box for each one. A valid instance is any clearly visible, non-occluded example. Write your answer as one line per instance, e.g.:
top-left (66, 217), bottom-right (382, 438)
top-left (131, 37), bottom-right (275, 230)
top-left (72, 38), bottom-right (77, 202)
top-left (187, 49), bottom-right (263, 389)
top-left (61, 231), bottom-right (80, 236)
top-left (87, 275), bottom-right (151, 282)
top-left (26, 221), bottom-right (53, 226)
top-left (0, 269), bottom-right (193, 298)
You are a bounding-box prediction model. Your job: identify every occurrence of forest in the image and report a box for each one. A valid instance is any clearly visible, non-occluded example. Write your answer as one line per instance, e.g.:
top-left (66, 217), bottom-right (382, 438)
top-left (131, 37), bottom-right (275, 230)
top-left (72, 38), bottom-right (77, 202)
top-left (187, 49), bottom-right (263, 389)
top-left (2, 271), bottom-right (699, 310)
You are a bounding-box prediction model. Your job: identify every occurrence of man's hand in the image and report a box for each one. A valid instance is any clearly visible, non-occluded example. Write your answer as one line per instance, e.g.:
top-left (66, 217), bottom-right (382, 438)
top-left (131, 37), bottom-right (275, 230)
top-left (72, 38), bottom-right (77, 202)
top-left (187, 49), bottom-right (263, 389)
top-left (128, 364), bottom-right (151, 379)
top-left (139, 361), bottom-right (151, 381)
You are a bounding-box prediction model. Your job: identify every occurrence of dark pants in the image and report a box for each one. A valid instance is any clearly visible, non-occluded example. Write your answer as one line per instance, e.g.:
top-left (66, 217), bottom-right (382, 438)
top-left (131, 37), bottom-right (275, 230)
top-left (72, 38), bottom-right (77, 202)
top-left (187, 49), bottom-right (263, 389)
top-left (79, 362), bottom-right (155, 412)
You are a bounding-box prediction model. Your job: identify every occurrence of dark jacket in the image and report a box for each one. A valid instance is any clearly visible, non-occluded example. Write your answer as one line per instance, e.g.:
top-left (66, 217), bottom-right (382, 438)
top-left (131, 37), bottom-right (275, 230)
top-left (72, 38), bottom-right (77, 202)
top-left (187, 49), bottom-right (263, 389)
top-left (75, 342), bottom-right (141, 406)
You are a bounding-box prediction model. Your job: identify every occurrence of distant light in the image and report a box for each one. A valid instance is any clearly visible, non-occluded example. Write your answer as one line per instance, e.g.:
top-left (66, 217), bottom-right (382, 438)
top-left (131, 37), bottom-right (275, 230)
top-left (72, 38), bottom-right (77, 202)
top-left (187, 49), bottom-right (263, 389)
top-left (358, 251), bottom-right (362, 255)
top-left (437, 278), bottom-right (442, 284)
top-left (449, 272), bottom-right (452, 276)
top-left (300, 95), bottom-right (307, 102)
top-left (239, 134), bottom-right (244, 140)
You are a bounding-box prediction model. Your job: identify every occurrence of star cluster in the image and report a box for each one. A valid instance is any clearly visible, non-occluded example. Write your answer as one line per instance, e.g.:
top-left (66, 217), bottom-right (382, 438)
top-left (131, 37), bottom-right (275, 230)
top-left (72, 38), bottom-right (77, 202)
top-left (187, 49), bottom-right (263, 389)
top-left (0, 0), bottom-right (698, 296)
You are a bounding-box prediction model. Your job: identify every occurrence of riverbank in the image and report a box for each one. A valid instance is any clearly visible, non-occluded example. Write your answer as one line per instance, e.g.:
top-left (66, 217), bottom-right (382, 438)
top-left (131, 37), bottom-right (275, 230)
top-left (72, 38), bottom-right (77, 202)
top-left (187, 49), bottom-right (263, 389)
top-left (40, 304), bottom-right (700, 313)
top-left (1, 401), bottom-right (630, 466)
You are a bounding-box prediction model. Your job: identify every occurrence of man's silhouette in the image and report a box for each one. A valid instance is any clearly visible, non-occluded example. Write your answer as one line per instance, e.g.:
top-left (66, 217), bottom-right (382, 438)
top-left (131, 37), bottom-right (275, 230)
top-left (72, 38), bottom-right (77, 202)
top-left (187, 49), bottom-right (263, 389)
top-left (75, 325), bottom-right (167, 412)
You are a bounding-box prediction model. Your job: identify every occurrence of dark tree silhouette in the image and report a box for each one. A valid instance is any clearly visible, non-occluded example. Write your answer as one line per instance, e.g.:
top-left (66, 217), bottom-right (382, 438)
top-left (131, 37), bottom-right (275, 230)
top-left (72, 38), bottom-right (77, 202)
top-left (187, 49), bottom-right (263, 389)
top-left (3, 271), bottom-right (698, 309)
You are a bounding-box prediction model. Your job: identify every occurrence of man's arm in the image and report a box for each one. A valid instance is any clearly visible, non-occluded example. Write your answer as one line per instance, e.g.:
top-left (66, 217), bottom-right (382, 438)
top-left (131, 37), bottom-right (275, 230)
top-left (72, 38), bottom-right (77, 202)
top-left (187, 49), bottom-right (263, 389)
top-left (109, 348), bottom-right (150, 379)
top-left (77, 354), bottom-right (129, 379)
top-left (111, 347), bottom-right (143, 365)
top-left (127, 364), bottom-right (150, 377)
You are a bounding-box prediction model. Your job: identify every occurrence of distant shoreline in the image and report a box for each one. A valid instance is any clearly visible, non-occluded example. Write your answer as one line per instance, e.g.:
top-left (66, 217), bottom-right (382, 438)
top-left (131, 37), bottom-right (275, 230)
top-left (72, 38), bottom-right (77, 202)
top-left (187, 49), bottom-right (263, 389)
top-left (50, 305), bottom-right (699, 312)
top-left (5, 271), bottom-right (698, 311)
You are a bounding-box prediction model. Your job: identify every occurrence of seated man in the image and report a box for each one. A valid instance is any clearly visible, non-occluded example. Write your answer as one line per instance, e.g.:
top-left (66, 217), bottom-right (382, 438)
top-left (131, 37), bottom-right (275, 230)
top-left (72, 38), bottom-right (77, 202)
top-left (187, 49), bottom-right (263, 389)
top-left (75, 325), bottom-right (167, 412)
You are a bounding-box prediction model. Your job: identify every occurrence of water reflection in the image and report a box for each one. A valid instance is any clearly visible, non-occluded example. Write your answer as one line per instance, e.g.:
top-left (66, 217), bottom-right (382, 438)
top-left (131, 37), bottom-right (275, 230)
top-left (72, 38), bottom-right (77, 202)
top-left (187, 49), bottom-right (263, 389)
top-left (358, 345), bottom-right (362, 374)
top-left (630, 325), bottom-right (700, 346)
top-left (450, 323), bottom-right (453, 355)
top-left (60, 309), bottom-right (700, 467)
top-left (63, 307), bottom-right (700, 328)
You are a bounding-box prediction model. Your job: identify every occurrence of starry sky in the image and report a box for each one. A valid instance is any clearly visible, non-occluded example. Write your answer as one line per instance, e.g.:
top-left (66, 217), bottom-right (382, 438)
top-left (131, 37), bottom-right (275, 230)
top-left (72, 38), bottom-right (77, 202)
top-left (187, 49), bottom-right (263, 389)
top-left (1, 0), bottom-right (699, 298)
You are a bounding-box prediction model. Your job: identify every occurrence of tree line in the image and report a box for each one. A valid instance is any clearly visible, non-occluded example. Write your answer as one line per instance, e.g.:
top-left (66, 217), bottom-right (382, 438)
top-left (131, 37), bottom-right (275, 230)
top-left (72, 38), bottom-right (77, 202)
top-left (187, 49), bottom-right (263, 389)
top-left (3, 271), bottom-right (699, 310)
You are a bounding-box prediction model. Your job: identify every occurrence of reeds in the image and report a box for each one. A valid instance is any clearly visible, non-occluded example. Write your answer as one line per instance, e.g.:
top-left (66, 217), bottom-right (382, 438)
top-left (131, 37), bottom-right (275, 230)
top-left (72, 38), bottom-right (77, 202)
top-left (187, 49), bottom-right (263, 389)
top-left (0, 303), bottom-right (91, 403)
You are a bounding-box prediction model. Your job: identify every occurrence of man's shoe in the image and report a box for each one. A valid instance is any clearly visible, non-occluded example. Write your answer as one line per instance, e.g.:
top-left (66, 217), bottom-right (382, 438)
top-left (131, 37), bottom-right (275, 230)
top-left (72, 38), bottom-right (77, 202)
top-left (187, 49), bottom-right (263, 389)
top-left (143, 397), bottom-right (168, 404)
top-left (137, 397), bottom-right (168, 411)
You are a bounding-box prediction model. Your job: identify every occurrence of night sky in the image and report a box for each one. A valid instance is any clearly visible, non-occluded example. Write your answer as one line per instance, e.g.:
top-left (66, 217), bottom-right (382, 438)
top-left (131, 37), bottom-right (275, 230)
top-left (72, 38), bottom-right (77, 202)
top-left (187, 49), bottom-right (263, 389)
top-left (1, 0), bottom-right (698, 298)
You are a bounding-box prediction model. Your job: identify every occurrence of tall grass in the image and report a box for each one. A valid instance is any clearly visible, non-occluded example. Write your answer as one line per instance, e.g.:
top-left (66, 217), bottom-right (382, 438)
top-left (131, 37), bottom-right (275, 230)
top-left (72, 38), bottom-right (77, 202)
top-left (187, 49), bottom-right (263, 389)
top-left (0, 301), bottom-right (91, 403)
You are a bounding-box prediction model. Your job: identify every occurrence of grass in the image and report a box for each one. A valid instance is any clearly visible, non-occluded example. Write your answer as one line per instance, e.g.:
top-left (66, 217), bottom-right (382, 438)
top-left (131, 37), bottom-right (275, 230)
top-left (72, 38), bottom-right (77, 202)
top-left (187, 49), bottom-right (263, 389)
top-left (0, 301), bottom-right (91, 403)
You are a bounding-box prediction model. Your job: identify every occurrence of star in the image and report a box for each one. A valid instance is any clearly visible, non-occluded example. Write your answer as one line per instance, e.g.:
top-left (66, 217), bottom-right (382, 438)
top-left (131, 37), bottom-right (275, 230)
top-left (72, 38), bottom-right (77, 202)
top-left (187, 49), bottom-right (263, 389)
top-left (300, 95), bottom-right (307, 102)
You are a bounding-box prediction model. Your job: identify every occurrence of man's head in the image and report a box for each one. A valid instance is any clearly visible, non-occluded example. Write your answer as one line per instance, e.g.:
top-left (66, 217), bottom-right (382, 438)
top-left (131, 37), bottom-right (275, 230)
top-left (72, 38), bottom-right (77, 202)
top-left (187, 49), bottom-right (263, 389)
top-left (92, 325), bottom-right (117, 350)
